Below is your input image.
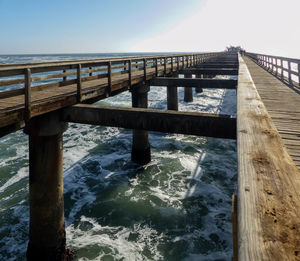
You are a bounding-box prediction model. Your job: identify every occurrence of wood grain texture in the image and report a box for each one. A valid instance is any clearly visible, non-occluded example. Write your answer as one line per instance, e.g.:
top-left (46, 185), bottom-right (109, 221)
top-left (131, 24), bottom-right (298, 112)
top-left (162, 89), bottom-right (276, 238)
top-left (238, 54), bottom-right (300, 261)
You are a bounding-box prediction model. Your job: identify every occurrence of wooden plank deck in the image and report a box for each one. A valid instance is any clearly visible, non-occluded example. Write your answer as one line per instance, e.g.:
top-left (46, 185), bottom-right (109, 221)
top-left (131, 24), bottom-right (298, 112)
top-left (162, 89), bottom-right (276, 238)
top-left (243, 56), bottom-right (300, 170)
top-left (237, 54), bottom-right (300, 260)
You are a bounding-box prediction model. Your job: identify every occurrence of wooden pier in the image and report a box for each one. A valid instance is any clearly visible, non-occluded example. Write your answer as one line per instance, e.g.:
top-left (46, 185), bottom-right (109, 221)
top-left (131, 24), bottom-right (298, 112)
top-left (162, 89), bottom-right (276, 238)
top-left (0, 50), bottom-right (299, 260)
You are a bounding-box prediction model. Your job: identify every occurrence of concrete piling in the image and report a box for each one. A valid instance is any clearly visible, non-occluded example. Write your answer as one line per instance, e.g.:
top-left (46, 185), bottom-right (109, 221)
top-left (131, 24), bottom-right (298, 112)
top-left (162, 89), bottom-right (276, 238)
top-left (184, 73), bottom-right (193, 102)
top-left (130, 83), bottom-right (151, 164)
top-left (24, 112), bottom-right (68, 261)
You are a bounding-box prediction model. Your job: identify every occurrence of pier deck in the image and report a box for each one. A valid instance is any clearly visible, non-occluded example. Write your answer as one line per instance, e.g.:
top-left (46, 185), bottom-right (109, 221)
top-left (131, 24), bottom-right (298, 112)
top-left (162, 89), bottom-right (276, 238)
top-left (243, 56), bottom-right (300, 170)
top-left (238, 55), bottom-right (300, 260)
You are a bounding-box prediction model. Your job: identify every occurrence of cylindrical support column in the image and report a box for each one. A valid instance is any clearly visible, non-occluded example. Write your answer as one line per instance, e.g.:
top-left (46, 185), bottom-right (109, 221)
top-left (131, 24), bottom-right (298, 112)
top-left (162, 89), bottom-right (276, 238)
top-left (167, 85), bottom-right (178, 111)
top-left (195, 74), bottom-right (203, 93)
top-left (184, 73), bottom-right (193, 102)
top-left (131, 84), bottom-right (151, 165)
top-left (24, 112), bottom-right (68, 261)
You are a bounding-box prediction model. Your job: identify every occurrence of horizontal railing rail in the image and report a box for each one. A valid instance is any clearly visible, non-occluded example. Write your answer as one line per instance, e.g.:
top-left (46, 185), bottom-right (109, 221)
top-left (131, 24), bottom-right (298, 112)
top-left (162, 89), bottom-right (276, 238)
top-left (246, 52), bottom-right (300, 92)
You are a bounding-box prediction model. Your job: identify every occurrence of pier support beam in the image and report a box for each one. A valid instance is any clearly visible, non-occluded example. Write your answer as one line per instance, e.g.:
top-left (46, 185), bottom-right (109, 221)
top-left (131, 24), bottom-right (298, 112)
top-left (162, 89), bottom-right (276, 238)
top-left (24, 112), bottom-right (68, 261)
top-left (195, 74), bottom-right (203, 93)
top-left (184, 73), bottom-right (193, 102)
top-left (131, 84), bottom-right (151, 164)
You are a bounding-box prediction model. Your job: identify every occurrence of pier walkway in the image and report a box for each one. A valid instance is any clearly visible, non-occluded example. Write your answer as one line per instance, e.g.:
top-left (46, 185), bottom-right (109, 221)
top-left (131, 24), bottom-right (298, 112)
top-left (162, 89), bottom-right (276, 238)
top-left (0, 51), bottom-right (300, 260)
top-left (243, 56), bottom-right (300, 170)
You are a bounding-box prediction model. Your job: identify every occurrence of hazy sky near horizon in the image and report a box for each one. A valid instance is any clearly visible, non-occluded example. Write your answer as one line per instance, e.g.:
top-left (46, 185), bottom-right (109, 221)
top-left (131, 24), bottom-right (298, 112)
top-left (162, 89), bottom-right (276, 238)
top-left (0, 0), bottom-right (299, 58)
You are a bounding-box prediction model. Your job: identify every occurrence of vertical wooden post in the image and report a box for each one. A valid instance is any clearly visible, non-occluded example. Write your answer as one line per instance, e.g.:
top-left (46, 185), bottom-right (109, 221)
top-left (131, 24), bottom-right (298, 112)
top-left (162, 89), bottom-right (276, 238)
top-left (177, 56), bottom-right (179, 71)
top-left (128, 60), bottom-right (132, 88)
top-left (143, 58), bottom-right (147, 81)
top-left (184, 73), bottom-right (193, 102)
top-left (155, 58), bottom-right (158, 77)
top-left (298, 63), bottom-right (300, 87)
top-left (288, 61), bottom-right (292, 86)
top-left (182, 56), bottom-right (184, 69)
top-left (77, 64), bottom-right (82, 102)
top-left (164, 57), bottom-right (167, 75)
top-left (89, 67), bottom-right (92, 77)
top-left (107, 61), bottom-right (112, 96)
top-left (281, 59), bottom-right (284, 81)
top-left (171, 57), bottom-right (174, 72)
top-left (131, 84), bottom-right (151, 165)
top-left (25, 112), bottom-right (68, 261)
top-left (25, 68), bottom-right (31, 121)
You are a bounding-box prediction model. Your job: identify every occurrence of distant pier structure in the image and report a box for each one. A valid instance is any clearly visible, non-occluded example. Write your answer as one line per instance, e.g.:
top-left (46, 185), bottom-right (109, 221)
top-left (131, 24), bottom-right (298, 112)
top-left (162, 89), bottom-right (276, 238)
top-left (0, 50), bottom-right (299, 260)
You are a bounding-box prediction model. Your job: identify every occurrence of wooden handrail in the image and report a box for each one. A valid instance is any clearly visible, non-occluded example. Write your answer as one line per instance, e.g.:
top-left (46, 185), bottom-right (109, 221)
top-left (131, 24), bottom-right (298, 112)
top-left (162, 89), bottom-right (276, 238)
top-left (246, 52), bottom-right (300, 91)
top-left (0, 52), bottom-right (225, 101)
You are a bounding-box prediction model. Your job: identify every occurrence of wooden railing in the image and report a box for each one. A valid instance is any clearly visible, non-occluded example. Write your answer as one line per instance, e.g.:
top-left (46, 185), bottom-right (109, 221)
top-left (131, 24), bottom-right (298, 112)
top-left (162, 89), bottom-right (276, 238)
top-left (0, 52), bottom-right (225, 125)
top-left (246, 52), bottom-right (300, 92)
top-left (0, 53), bottom-right (223, 98)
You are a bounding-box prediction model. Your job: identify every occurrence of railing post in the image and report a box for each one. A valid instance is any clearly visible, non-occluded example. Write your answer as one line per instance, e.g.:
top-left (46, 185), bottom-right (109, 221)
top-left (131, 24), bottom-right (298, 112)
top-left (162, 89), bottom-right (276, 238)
top-left (182, 56), bottom-right (184, 69)
top-left (177, 56), bottom-right (179, 71)
top-left (107, 61), bottom-right (112, 96)
top-left (25, 68), bottom-right (31, 121)
top-left (288, 61), bottom-right (292, 86)
top-left (298, 63), bottom-right (300, 87)
top-left (89, 67), bottom-right (92, 77)
top-left (143, 58), bottom-right (147, 81)
top-left (281, 59), bottom-right (284, 81)
top-left (155, 58), bottom-right (158, 77)
top-left (171, 57), bottom-right (174, 72)
top-left (164, 57), bottom-right (167, 75)
top-left (128, 60), bottom-right (132, 88)
top-left (77, 64), bottom-right (82, 102)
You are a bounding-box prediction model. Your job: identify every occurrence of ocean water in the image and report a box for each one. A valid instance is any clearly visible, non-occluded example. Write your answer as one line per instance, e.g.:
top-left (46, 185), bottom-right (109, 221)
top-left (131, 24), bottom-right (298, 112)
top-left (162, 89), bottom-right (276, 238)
top-left (0, 54), bottom-right (237, 260)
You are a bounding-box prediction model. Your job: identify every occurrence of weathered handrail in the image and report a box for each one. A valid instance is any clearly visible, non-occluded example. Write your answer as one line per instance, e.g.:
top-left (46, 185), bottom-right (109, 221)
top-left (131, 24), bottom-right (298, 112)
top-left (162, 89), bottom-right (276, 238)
top-left (0, 52), bottom-right (225, 126)
top-left (246, 52), bottom-right (300, 92)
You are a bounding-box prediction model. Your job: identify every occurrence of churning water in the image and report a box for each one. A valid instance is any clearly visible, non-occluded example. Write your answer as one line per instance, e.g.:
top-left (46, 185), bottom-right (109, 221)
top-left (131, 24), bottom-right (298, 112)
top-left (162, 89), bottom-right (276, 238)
top-left (0, 53), bottom-right (237, 261)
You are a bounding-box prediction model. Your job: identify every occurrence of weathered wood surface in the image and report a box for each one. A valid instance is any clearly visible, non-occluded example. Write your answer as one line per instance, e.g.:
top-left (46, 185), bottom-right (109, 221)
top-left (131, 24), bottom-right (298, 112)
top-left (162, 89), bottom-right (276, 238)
top-left (150, 78), bottom-right (237, 88)
top-left (179, 68), bottom-right (238, 75)
top-left (62, 104), bottom-right (237, 139)
top-left (237, 54), bottom-right (300, 260)
top-left (243, 56), bottom-right (300, 170)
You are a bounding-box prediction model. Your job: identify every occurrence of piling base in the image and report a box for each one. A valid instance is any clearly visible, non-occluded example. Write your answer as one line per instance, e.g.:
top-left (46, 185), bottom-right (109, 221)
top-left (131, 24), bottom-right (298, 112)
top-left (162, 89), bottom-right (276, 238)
top-left (195, 87), bottom-right (203, 93)
top-left (26, 235), bottom-right (67, 261)
top-left (131, 145), bottom-right (151, 165)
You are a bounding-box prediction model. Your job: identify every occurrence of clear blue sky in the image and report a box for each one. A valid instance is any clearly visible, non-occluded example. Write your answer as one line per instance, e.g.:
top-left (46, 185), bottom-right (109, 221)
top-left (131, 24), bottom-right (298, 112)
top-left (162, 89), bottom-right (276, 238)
top-left (0, 0), bottom-right (203, 54)
top-left (0, 0), bottom-right (299, 58)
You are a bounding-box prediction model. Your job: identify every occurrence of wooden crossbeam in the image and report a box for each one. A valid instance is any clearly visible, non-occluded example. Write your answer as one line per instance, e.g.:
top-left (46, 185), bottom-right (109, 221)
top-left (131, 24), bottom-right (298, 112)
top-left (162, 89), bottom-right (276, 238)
top-left (62, 104), bottom-right (236, 139)
top-left (179, 68), bottom-right (238, 75)
top-left (150, 77), bottom-right (237, 89)
top-left (197, 64), bottom-right (238, 69)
